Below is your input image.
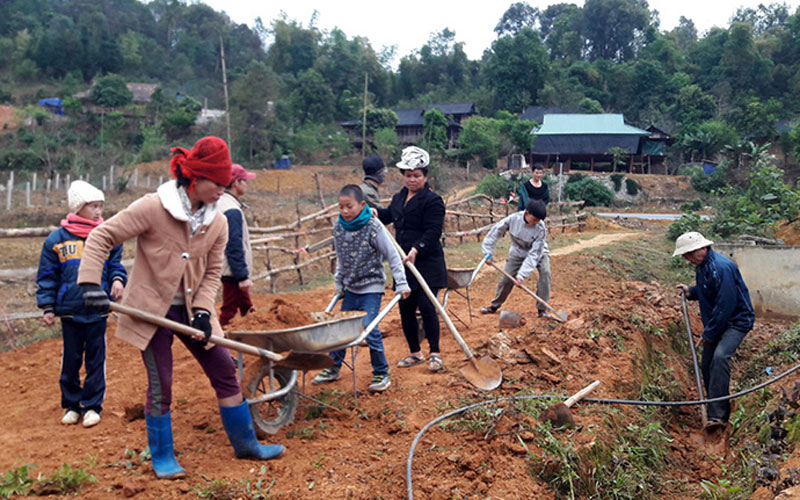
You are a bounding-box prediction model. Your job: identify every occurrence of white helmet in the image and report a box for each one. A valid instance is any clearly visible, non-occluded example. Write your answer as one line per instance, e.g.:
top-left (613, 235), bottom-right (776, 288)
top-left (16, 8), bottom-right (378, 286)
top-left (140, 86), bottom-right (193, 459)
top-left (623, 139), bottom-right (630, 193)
top-left (396, 146), bottom-right (430, 170)
top-left (673, 231), bottom-right (714, 257)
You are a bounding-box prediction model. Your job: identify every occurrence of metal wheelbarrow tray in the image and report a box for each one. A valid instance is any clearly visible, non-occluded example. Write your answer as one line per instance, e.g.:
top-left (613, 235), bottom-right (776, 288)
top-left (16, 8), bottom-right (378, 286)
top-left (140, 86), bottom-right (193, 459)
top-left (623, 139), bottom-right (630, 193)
top-left (446, 267), bottom-right (477, 289)
top-left (229, 310), bottom-right (366, 438)
top-left (227, 310), bottom-right (367, 354)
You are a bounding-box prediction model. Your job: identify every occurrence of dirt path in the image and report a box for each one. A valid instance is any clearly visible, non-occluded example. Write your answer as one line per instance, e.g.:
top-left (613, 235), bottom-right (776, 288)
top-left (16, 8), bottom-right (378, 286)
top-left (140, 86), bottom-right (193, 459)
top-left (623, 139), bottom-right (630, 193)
top-left (551, 232), bottom-right (639, 256)
top-left (0, 228), bottom-right (790, 499)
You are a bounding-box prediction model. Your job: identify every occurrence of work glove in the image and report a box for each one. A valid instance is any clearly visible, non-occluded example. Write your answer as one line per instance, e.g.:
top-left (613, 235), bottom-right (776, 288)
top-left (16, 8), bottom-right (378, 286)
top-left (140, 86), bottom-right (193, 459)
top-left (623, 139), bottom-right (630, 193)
top-left (81, 283), bottom-right (110, 314)
top-left (191, 310), bottom-right (213, 345)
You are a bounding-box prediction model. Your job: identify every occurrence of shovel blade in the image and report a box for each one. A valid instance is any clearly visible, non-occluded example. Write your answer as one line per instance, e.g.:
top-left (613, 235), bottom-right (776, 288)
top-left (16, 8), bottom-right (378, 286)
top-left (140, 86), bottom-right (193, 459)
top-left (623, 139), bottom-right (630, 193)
top-left (460, 355), bottom-right (503, 391)
top-left (542, 310), bottom-right (568, 322)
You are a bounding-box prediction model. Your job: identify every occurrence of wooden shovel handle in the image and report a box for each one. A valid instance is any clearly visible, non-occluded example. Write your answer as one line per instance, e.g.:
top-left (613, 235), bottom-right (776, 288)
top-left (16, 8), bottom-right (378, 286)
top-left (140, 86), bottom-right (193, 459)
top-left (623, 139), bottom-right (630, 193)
top-left (488, 261), bottom-right (560, 315)
top-left (109, 302), bottom-right (287, 362)
top-left (564, 380), bottom-right (601, 408)
top-left (380, 223), bottom-right (475, 360)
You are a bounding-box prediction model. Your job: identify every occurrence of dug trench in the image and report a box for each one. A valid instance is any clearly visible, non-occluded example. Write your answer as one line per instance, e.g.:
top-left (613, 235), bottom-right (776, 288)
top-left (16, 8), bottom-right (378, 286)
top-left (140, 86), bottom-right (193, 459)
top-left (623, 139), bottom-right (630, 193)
top-left (2, 229), bottom-right (800, 499)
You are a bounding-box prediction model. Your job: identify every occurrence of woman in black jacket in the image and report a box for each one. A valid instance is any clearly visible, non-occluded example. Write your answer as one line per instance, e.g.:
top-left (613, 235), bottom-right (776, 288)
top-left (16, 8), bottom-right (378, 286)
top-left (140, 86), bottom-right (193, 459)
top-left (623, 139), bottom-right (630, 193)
top-left (377, 147), bottom-right (448, 372)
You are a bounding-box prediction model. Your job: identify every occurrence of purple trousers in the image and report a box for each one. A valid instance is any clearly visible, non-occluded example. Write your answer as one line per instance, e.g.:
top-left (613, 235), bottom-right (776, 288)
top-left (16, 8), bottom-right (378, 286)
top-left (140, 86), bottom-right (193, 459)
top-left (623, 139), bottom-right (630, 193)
top-left (141, 305), bottom-right (240, 416)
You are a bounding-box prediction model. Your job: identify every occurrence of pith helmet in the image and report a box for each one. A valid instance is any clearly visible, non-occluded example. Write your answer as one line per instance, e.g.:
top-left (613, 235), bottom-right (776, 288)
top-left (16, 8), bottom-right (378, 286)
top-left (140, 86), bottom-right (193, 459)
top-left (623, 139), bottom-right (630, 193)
top-left (673, 231), bottom-right (713, 257)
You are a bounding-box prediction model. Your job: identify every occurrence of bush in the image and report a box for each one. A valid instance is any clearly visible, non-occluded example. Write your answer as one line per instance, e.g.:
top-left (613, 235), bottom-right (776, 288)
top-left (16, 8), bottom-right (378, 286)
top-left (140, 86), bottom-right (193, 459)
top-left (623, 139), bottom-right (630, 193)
top-left (610, 173), bottom-right (624, 192)
top-left (691, 164), bottom-right (728, 193)
top-left (680, 199), bottom-right (704, 212)
top-left (711, 164), bottom-right (800, 238)
top-left (563, 178), bottom-right (614, 206)
top-left (475, 174), bottom-right (515, 199)
top-left (625, 178), bottom-right (639, 196)
top-left (667, 213), bottom-right (702, 241)
top-left (567, 173), bottom-right (585, 183)
top-left (91, 74), bottom-right (132, 107)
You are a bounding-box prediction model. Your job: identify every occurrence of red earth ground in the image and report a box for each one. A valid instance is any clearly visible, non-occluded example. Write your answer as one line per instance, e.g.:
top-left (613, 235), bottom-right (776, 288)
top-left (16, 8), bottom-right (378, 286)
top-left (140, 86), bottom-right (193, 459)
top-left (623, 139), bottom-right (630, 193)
top-left (1, 226), bottom-right (797, 500)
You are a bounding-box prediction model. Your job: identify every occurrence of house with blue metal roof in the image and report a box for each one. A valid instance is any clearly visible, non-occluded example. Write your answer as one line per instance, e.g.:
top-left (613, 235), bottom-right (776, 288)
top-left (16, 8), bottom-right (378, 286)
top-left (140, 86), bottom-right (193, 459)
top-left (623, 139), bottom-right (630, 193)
top-left (529, 114), bottom-right (671, 173)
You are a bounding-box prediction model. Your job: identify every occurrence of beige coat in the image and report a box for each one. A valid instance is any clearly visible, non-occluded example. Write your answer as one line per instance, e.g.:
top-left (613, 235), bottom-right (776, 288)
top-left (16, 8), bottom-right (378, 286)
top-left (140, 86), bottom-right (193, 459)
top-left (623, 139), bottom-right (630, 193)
top-left (78, 181), bottom-right (228, 350)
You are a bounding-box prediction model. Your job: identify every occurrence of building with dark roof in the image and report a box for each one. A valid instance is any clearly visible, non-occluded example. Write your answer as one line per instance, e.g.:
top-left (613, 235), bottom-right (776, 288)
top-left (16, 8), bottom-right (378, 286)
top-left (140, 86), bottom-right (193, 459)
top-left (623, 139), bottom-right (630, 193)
top-left (529, 114), bottom-right (672, 173)
top-left (341, 103), bottom-right (476, 147)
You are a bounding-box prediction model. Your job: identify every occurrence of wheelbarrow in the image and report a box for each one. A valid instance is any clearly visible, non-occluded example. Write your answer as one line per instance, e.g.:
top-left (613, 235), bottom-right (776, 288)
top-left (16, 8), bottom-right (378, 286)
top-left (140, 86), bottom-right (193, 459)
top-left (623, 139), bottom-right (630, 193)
top-left (227, 309), bottom-right (367, 437)
top-left (230, 295), bottom-right (401, 437)
top-left (441, 254), bottom-right (490, 325)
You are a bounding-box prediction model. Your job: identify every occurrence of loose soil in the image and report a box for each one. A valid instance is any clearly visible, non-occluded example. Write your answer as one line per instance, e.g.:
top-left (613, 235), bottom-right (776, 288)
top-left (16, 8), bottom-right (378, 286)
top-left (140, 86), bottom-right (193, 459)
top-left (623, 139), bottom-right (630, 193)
top-left (1, 228), bottom-right (796, 499)
top-left (227, 297), bottom-right (317, 331)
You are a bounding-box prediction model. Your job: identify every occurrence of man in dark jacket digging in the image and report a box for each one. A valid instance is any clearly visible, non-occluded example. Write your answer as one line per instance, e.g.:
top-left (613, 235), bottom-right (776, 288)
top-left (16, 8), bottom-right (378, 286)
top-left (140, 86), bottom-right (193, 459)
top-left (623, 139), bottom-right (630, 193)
top-left (675, 231), bottom-right (754, 432)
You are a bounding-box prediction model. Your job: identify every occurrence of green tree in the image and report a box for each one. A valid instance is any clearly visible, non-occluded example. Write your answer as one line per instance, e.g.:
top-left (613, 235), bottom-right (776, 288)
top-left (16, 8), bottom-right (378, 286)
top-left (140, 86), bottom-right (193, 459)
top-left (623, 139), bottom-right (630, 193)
top-left (91, 74), bottom-right (132, 107)
top-left (494, 2), bottom-right (539, 37)
top-left (229, 61), bottom-right (283, 166)
top-left (579, 97), bottom-right (604, 113)
top-left (582, 0), bottom-right (652, 62)
top-left (289, 69), bottom-right (335, 125)
top-left (484, 27), bottom-right (550, 113)
top-left (421, 108), bottom-right (448, 153)
top-left (457, 116), bottom-right (501, 168)
top-left (358, 107), bottom-right (398, 136)
top-left (373, 127), bottom-right (399, 163)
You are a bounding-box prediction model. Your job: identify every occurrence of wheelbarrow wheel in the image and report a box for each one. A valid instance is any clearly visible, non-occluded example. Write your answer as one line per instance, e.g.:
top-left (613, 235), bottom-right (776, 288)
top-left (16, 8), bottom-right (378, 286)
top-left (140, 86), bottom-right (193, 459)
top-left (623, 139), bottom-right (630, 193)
top-left (242, 361), bottom-right (297, 438)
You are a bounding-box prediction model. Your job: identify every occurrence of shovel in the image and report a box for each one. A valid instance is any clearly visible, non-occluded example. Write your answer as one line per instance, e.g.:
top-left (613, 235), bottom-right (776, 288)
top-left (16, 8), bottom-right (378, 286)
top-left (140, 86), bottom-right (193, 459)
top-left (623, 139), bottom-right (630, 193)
top-left (681, 293), bottom-right (708, 429)
top-left (109, 302), bottom-right (289, 362)
top-left (488, 261), bottom-right (568, 322)
top-left (541, 380), bottom-right (601, 427)
top-left (381, 224), bottom-right (502, 391)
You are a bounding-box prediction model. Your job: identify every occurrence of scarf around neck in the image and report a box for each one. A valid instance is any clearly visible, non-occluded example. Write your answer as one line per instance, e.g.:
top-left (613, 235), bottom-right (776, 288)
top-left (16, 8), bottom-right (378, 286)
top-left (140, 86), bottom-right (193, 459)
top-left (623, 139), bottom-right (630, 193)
top-left (61, 213), bottom-right (103, 238)
top-left (338, 204), bottom-right (372, 231)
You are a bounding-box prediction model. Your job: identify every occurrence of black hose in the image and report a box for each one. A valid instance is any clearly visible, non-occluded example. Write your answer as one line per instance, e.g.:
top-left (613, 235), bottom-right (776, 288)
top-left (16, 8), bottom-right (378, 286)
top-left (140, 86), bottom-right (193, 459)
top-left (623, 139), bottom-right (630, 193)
top-left (406, 360), bottom-right (800, 500)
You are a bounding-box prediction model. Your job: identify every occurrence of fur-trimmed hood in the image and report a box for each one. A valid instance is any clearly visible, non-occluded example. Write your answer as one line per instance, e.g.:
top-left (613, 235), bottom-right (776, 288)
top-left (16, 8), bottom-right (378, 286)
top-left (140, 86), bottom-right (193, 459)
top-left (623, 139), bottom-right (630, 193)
top-left (157, 180), bottom-right (219, 226)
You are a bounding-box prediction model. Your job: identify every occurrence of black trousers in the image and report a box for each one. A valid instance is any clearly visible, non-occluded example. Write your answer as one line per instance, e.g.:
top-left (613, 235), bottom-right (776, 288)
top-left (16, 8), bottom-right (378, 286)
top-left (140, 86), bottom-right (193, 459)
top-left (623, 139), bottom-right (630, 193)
top-left (398, 288), bottom-right (440, 353)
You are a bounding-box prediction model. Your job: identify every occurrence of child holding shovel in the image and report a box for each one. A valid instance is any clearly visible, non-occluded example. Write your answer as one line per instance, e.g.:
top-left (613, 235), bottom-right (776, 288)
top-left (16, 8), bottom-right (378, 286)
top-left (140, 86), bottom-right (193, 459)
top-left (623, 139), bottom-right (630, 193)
top-left (313, 184), bottom-right (410, 392)
top-left (479, 199), bottom-right (551, 317)
top-left (77, 137), bottom-right (283, 480)
top-left (36, 180), bottom-right (127, 428)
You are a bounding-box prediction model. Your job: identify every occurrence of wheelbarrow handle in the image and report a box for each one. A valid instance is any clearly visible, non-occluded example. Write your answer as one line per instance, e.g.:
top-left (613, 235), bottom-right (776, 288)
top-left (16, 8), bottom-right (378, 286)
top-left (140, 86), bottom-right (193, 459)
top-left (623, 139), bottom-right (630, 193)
top-left (109, 302), bottom-right (288, 362)
top-left (363, 294), bottom-right (402, 338)
top-left (325, 291), bottom-right (345, 313)
top-left (468, 254), bottom-right (490, 287)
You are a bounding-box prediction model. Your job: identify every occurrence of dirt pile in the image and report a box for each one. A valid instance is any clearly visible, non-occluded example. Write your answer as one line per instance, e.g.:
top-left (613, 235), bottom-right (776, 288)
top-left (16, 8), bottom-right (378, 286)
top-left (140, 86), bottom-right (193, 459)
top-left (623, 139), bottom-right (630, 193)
top-left (226, 297), bottom-right (316, 330)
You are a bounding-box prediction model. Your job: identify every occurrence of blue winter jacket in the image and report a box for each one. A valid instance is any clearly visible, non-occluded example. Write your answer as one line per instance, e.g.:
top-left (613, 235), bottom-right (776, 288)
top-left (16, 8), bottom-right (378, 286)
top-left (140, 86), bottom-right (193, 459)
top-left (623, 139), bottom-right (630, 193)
top-left (36, 227), bottom-right (127, 323)
top-left (687, 248), bottom-right (754, 343)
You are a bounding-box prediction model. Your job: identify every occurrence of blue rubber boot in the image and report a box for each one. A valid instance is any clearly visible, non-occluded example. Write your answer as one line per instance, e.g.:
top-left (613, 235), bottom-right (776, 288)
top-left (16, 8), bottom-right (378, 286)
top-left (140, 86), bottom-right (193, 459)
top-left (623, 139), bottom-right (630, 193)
top-left (145, 412), bottom-right (186, 479)
top-left (219, 401), bottom-right (285, 460)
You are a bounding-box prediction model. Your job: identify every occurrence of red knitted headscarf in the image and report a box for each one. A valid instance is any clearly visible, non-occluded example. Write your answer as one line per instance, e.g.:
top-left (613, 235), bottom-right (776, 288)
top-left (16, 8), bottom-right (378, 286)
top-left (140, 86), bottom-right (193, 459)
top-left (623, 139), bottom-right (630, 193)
top-left (169, 136), bottom-right (233, 192)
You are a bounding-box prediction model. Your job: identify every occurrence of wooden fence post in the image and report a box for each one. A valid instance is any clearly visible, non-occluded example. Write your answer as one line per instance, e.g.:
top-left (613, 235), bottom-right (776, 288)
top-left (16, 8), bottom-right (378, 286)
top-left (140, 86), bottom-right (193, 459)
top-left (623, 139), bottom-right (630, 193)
top-left (265, 249), bottom-right (275, 293)
top-left (109, 165), bottom-right (114, 186)
top-left (25, 182), bottom-right (30, 207)
top-left (5, 171), bottom-right (13, 211)
top-left (55, 172), bottom-right (60, 191)
top-left (32, 172), bottom-right (37, 192)
top-left (45, 178), bottom-right (51, 205)
top-left (102, 176), bottom-right (107, 191)
top-left (65, 174), bottom-right (70, 191)
top-left (294, 201), bottom-right (304, 286)
top-left (133, 168), bottom-right (139, 187)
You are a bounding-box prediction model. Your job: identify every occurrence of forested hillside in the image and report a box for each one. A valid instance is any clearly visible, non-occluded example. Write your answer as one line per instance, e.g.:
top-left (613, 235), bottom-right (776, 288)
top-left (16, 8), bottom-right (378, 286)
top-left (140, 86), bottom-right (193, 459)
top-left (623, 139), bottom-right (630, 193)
top-left (0, 0), bottom-right (799, 173)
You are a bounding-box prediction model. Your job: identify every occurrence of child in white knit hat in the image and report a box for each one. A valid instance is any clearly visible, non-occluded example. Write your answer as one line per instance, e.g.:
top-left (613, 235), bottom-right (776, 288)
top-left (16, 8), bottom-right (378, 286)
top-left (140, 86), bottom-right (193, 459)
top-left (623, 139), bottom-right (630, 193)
top-left (35, 180), bottom-right (127, 428)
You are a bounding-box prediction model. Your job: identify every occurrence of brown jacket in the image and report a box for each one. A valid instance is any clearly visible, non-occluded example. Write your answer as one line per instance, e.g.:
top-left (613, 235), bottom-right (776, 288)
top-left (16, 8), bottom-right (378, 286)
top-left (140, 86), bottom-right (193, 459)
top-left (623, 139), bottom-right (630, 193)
top-left (78, 181), bottom-right (228, 350)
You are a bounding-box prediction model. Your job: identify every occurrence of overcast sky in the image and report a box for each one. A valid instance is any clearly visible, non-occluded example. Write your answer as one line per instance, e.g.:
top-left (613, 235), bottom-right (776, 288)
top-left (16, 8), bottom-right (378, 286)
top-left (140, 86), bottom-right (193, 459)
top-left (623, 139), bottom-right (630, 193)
top-left (199, 0), bottom-right (800, 64)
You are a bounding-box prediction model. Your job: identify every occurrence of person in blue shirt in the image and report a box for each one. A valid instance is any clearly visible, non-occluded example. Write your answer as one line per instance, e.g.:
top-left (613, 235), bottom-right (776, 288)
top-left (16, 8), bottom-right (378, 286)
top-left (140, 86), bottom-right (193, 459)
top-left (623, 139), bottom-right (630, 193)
top-left (36, 181), bottom-right (127, 428)
top-left (674, 231), bottom-right (754, 432)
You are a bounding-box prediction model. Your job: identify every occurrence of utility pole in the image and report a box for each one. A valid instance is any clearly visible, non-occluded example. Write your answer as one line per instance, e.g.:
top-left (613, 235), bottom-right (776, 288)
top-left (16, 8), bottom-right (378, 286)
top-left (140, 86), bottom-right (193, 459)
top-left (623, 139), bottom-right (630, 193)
top-left (361, 72), bottom-right (368, 158)
top-left (219, 34), bottom-right (232, 148)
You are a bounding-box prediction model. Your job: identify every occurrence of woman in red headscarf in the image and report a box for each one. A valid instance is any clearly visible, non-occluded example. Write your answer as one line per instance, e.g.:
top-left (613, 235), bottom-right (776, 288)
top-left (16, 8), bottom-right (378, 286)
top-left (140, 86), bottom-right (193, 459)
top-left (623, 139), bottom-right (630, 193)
top-left (78, 137), bottom-right (283, 480)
